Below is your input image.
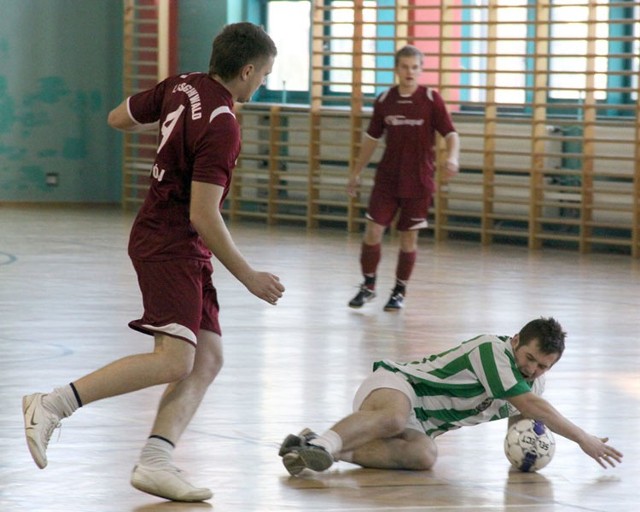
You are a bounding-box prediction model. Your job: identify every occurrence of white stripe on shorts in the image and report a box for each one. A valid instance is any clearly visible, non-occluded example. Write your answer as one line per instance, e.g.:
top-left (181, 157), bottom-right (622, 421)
top-left (140, 322), bottom-right (197, 345)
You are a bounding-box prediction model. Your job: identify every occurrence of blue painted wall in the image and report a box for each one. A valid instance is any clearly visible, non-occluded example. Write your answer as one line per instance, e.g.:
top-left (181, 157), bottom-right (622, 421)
top-left (0, 1), bottom-right (123, 203)
top-left (0, 1), bottom-right (240, 204)
top-left (178, 0), bottom-right (241, 74)
top-left (179, 1), bottom-right (224, 74)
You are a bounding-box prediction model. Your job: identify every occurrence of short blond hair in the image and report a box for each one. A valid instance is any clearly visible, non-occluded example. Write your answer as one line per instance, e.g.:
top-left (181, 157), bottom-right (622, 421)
top-left (395, 45), bottom-right (423, 67)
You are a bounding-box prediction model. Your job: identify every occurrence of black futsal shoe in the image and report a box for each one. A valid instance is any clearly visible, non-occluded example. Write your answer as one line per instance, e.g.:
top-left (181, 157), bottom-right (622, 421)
top-left (383, 292), bottom-right (404, 311)
top-left (348, 284), bottom-right (376, 308)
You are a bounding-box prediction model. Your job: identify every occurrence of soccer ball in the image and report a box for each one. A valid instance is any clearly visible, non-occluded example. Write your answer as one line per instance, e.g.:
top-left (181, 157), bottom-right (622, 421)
top-left (504, 418), bottom-right (556, 472)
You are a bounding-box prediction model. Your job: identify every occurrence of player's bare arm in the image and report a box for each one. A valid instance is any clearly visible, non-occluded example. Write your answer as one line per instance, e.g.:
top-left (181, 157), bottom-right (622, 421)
top-left (107, 100), bottom-right (159, 132)
top-left (347, 136), bottom-right (379, 197)
top-left (508, 391), bottom-right (623, 468)
top-left (443, 131), bottom-right (460, 179)
top-left (190, 181), bottom-right (285, 305)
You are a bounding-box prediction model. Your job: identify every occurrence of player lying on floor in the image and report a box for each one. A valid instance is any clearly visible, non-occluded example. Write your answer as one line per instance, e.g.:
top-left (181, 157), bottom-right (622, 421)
top-left (279, 317), bottom-right (623, 475)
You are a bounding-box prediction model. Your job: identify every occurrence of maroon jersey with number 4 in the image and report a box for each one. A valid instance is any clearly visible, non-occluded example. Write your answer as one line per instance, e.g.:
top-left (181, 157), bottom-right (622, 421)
top-left (367, 85), bottom-right (456, 198)
top-left (126, 73), bottom-right (239, 261)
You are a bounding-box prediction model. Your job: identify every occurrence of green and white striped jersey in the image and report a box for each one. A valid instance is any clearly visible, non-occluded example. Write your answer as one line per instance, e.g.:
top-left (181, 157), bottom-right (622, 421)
top-left (373, 334), bottom-right (544, 438)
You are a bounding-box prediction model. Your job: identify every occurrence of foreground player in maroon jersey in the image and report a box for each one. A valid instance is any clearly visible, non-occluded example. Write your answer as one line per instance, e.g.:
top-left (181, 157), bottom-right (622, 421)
top-left (347, 45), bottom-right (460, 311)
top-left (22, 23), bottom-right (283, 502)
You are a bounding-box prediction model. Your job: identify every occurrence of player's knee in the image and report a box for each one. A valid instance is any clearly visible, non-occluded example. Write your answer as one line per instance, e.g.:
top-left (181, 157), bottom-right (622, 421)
top-left (378, 411), bottom-right (408, 438)
top-left (192, 331), bottom-right (223, 385)
top-left (210, 352), bottom-right (223, 378)
top-left (198, 351), bottom-right (223, 385)
top-left (157, 346), bottom-right (195, 382)
top-left (363, 222), bottom-right (384, 244)
top-left (411, 445), bottom-right (437, 470)
top-left (198, 341), bottom-right (224, 383)
top-left (154, 334), bottom-right (196, 381)
top-left (166, 355), bottom-right (195, 382)
top-left (400, 432), bottom-right (437, 470)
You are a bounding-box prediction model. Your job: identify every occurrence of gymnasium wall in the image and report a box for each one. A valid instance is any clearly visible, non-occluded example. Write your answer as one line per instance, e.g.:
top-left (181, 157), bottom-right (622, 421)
top-left (178, 0), bottom-right (241, 74)
top-left (0, 1), bottom-right (123, 203)
top-left (0, 0), bottom-right (242, 204)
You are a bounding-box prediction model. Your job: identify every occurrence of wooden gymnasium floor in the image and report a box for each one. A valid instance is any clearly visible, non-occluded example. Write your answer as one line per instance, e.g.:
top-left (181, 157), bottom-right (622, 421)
top-left (1, 205), bottom-right (638, 512)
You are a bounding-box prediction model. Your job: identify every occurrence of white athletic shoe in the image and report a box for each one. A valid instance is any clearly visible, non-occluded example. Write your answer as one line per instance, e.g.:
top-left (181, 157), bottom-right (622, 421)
top-left (22, 393), bottom-right (61, 469)
top-left (131, 464), bottom-right (213, 502)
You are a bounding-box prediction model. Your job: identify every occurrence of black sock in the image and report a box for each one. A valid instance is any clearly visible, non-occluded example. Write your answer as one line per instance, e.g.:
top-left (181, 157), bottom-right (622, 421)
top-left (393, 282), bottom-right (406, 296)
top-left (364, 275), bottom-right (376, 289)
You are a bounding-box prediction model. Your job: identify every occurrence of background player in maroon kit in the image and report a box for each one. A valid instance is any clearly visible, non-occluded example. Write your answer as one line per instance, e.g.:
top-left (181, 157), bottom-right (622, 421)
top-left (347, 45), bottom-right (460, 311)
top-left (22, 23), bottom-right (283, 502)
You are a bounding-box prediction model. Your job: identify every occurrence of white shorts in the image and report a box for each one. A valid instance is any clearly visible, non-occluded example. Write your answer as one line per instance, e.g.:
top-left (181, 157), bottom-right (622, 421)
top-left (352, 367), bottom-right (424, 433)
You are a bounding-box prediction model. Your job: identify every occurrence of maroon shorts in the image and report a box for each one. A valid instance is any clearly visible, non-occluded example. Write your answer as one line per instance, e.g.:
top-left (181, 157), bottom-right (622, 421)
top-left (129, 258), bottom-right (221, 346)
top-left (366, 183), bottom-right (432, 231)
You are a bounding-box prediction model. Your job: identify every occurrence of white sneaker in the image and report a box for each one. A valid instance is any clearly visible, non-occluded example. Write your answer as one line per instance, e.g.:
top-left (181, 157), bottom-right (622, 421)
top-left (131, 464), bottom-right (213, 502)
top-left (22, 393), bottom-right (61, 469)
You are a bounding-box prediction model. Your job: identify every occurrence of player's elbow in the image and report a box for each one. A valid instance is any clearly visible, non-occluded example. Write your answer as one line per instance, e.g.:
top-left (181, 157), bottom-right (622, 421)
top-left (107, 104), bottom-right (136, 131)
top-left (189, 209), bottom-right (206, 232)
top-left (107, 108), bottom-right (127, 130)
top-left (189, 209), bottom-right (216, 240)
top-left (108, 113), bottom-right (135, 131)
top-left (107, 109), bottom-right (118, 128)
top-left (508, 394), bottom-right (543, 421)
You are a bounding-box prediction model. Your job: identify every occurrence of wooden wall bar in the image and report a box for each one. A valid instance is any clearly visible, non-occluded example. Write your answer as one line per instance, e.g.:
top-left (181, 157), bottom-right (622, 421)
top-left (121, 1), bottom-right (640, 257)
top-left (226, 1), bottom-right (640, 257)
top-left (121, 0), bottom-right (177, 211)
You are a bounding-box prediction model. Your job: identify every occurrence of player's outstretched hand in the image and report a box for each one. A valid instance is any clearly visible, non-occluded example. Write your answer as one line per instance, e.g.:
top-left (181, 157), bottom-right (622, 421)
top-left (579, 435), bottom-right (623, 468)
top-left (245, 271), bottom-right (285, 305)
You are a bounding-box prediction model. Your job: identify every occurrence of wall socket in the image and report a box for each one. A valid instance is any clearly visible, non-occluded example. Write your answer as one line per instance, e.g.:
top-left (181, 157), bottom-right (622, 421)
top-left (46, 173), bottom-right (59, 187)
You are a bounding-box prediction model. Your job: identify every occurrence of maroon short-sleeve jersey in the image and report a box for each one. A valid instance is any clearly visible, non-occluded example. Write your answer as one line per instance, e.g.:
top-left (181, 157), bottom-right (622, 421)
top-left (127, 73), bottom-right (240, 261)
top-left (367, 85), bottom-right (456, 198)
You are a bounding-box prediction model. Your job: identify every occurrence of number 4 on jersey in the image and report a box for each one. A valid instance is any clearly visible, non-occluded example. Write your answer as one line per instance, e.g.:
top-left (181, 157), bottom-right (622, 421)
top-left (157, 104), bottom-right (186, 154)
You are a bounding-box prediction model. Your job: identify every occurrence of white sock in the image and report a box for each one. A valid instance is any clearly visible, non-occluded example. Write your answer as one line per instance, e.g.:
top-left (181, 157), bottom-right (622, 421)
top-left (309, 429), bottom-right (343, 459)
top-left (139, 436), bottom-right (174, 468)
top-left (43, 385), bottom-right (80, 419)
